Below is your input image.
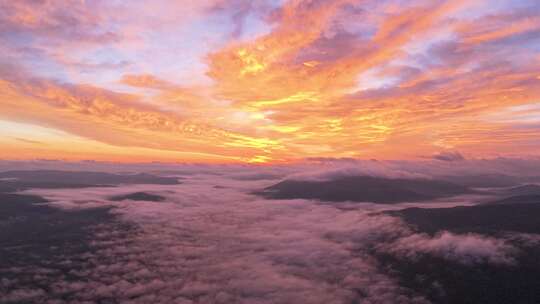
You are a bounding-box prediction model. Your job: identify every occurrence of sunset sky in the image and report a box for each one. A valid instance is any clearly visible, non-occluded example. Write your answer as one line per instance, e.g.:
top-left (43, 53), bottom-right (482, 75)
top-left (1, 0), bottom-right (539, 163)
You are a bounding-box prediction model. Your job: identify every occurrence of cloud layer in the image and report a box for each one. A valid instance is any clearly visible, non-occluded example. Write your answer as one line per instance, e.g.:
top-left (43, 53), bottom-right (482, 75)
top-left (3, 165), bottom-right (532, 304)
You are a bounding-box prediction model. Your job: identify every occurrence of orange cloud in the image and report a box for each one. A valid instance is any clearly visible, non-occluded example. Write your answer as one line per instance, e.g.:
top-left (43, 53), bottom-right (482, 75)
top-left (121, 74), bottom-right (174, 90)
top-left (0, 75), bottom-right (284, 162)
top-left (1, 0), bottom-right (540, 162)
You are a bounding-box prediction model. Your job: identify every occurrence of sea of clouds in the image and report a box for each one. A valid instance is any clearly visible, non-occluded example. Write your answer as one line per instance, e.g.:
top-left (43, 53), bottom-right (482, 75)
top-left (1, 159), bottom-right (533, 304)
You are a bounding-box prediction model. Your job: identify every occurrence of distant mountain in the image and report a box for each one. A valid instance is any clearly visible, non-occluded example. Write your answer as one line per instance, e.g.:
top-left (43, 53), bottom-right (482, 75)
top-left (0, 193), bottom-right (49, 220)
top-left (110, 192), bottom-right (165, 202)
top-left (387, 199), bottom-right (540, 235)
top-left (0, 170), bottom-right (179, 191)
top-left (438, 174), bottom-right (540, 188)
top-left (490, 194), bottom-right (540, 205)
top-left (256, 176), bottom-right (471, 203)
top-left (500, 184), bottom-right (540, 197)
top-left (382, 198), bottom-right (540, 304)
top-left (438, 174), bottom-right (521, 188)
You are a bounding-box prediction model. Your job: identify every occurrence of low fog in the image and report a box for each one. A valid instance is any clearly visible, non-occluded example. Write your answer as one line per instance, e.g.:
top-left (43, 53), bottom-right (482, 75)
top-left (1, 159), bottom-right (540, 303)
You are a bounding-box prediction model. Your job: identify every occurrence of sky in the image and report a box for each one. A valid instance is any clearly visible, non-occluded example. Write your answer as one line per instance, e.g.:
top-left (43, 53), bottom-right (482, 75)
top-left (0, 0), bottom-right (539, 163)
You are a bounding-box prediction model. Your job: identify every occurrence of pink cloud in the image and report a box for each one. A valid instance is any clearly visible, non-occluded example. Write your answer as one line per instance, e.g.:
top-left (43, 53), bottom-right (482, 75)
top-left (379, 231), bottom-right (517, 265)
